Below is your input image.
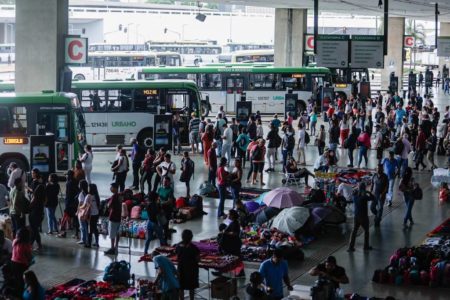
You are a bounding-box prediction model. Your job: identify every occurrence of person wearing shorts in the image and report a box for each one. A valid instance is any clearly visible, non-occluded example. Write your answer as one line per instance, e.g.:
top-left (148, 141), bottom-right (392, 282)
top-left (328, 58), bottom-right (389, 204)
top-left (189, 113), bottom-right (201, 154)
top-left (104, 183), bottom-right (122, 255)
top-left (251, 139), bottom-right (266, 186)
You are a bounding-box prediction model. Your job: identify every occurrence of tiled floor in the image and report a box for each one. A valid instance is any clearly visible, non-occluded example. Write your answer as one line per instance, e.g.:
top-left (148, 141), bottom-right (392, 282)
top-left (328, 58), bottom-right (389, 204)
top-left (30, 86), bottom-right (450, 299)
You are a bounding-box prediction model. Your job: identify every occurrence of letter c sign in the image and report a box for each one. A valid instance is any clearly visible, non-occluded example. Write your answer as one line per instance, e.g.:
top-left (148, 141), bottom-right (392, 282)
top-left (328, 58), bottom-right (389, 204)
top-left (404, 36), bottom-right (415, 48)
top-left (65, 37), bottom-right (88, 64)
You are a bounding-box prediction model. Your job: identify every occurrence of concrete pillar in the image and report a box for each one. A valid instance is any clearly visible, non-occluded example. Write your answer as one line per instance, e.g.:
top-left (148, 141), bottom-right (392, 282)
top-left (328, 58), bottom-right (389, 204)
top-left (274, 8), bottom-right (307, 67)
top-left (381, 17), bottom-right (405, 92)
top-left (439, 22), bottom-right (450, 76)
top-left (16, 0), bottom-right (68, 92)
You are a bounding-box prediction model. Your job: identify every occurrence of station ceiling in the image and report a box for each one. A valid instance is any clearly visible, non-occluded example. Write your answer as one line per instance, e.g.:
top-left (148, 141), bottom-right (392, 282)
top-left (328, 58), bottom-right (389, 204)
top-left (206, 0), bottom-right (450, 22)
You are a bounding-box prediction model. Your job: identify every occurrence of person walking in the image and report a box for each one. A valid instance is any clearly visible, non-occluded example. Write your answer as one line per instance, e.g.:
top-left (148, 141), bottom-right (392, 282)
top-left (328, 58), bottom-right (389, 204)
top-left (140, 148), bottom-right (155, 195)
top-left (374, 124), bottom-right (384, 164)
top-left (399, 167), bottom-right (415, 226)
top-left (208, 142), bottom-right (218, 186)
top-left (236, 128), bottom-right (250, 168)
top-left (317, 124), bottom-right (326, 155)
top-left (76, 180), bottom-right (89, 246)
top-left (87, 184), bottom-right (100, 248)
top-left (259, 249), bottom-right (293, 300)
top-left (221, 123), bottom-right (233, 164)
top-left (143, 192), bottom-right (167, 255)
top-left (180, 151), bottom-right (195, 198)
top-left (28, 178), bottom-right (45, 251)
top-left (329, 119), bottom-right (340, 153)
top-left (340, 114), bottom-right (350, 147)
top-left (157, 177), bottom-right (175, 242)
top-left (398, 133), bottom-right (412, 177)
top-left (370, 164), bottom-right (388, 226)
top-left (310, 108), bottom-right (318, 136)
top-left (172, 112), bottom-right (182, 155)
top-left (104, 183), bottom-right (122, 255)
top-left (297, 123), bottom-right (306, 165)
top-left (345, 126), bottom-right (358, 167)
top-left (357, 125), bottom-right (371, 168)
top-left (188, 112), bottom-right (201, 154)
top-left (176, 229), bottom-right (200, 300)
top-left (230, 158), bottom-right (243, 208)
top-left (251, 139), bottom-right (266, 186)
top-left (112, 149), bottom-right (129, 192)
top-left (130, 138), bottom-right (144, 190)
top-left (216, 157), bottom-right (229, 219)
top-left (382, 151), bottom-right (399, 207)
top-left (45, 174), bottom-right (60, 235)
top-left (348, 182), bottom-right (372, 252)
top-left (414, 126), bottom-right (427, 170)
top-left (427, 127), bottom-right (438, 171)
top-left (265, 124), bottom-right (280, 172)
top-left (79, 145), bottom-right (93, 184)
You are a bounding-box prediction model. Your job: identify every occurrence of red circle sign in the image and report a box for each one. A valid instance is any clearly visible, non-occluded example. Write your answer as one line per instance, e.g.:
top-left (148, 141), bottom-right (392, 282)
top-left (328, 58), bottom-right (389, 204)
top-left (405, 36), bottom-right (414, 47)
top-left (307, 36), bottom-right (315, 49)
top-left (68, 40), bottom-right (83, 61)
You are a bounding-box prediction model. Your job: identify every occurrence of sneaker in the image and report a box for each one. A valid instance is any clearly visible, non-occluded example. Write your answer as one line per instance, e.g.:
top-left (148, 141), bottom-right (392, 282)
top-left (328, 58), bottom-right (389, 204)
top-left (387, 202), bottom-right (392, 207)
top-left (77, 241), bottom-right (85, 245)
top-left (92, 243), bottom-right (99, 248)
top-left (104, 248), bottom-right (115, 255)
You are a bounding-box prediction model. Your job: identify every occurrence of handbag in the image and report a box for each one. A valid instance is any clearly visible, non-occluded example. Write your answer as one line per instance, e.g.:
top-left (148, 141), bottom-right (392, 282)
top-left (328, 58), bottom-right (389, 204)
top-left (77, 203), bottom-right (91, 221)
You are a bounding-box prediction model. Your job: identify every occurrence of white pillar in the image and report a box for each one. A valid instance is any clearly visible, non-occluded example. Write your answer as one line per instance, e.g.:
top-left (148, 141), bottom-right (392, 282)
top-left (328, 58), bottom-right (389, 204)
top-left (274, 8), bottom-right (307, 67)
top-left (16, 0), bottom-right (68, 92)
top-left (381, 17), bottom-right (405, 92)
top-left (439, 22), bottom-right (450, 75)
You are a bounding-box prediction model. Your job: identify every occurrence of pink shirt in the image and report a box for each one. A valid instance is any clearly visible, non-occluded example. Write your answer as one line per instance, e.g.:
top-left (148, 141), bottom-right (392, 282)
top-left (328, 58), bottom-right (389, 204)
top-left (12, 240), bottom-right (32, 266)
top-left (357, 132), bottom-right (371, 148)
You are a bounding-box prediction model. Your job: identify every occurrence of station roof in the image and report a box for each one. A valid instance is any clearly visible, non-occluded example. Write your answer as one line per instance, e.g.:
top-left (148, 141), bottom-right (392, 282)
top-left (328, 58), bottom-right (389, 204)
top-left (205, 0), bottom-right (450, 22)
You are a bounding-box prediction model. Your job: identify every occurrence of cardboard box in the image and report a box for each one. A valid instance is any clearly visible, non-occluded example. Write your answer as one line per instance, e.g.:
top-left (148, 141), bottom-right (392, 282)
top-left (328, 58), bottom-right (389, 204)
top-left (210, 277), bottom-right (237, 299)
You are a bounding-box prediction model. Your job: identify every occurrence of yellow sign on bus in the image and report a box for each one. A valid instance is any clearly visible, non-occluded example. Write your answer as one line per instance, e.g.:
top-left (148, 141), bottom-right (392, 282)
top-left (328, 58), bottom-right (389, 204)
top-left (4, 137), bottom-right (28, 145)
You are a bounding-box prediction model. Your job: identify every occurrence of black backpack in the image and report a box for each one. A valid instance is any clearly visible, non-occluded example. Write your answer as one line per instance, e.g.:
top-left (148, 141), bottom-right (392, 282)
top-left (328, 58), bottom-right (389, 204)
top-left (394, 139), bottom-right (404, 155)
top-left (305, 132), bottom-right (310, 144)
top-left (287, 135), bottom-right (295, 150)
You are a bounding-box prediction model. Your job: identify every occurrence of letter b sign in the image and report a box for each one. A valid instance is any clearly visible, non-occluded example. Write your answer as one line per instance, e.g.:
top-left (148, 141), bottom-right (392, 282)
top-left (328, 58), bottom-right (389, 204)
top-left (65, 37), bottom-right (88, 64)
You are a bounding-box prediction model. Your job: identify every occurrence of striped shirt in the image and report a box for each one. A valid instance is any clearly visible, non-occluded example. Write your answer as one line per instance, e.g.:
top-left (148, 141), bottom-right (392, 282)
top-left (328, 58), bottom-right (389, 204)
top-left (189, 117), bottom-right (201, 133)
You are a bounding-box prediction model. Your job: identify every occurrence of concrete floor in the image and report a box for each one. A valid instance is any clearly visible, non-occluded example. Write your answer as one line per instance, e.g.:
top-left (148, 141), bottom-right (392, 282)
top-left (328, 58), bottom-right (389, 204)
top-left (29, 86), bottom-right (450, 299)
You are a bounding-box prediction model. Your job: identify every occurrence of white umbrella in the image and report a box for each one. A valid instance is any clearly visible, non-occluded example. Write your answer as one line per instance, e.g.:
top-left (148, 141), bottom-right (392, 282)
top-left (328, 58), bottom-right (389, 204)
top-left (270, 206), bottom-right (310, 236)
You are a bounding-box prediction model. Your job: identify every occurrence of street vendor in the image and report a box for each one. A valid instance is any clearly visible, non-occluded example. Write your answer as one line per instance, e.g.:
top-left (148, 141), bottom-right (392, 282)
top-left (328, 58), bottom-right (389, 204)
top-left (259, 249), bottom-right (293, 300)
top-left (309, 256), bottom-right (349, 289)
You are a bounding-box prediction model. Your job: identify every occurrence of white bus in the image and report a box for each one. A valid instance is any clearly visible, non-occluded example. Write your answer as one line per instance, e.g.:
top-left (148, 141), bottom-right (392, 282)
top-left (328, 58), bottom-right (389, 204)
top-left (223, 42), bottom-right (273, 53)
top-left (231, 49), bottom-right (274, 63)
top-left (146, 41), bottom-right (222, 66)
top-left (0, 44), bottom-right (14, 64)
top-left (88, 43), bottom-right (147, 52)
top-left (70, 51), bottom-right (182, 80)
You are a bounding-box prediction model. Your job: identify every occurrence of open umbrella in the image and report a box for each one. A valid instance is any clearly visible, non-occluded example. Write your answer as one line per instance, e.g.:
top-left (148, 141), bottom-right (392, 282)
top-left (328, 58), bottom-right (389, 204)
top-left (263, 187), bottom-right (304, 208)
top-left (311, 206), bottom-right (346, 225)
top-left (270, 207), bottom-right (310, 236)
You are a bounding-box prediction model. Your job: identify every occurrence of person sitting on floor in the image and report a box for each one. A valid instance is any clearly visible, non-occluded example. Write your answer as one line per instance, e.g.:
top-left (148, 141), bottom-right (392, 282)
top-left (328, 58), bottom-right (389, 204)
top-left (285, 157), bottom-right (315, 187)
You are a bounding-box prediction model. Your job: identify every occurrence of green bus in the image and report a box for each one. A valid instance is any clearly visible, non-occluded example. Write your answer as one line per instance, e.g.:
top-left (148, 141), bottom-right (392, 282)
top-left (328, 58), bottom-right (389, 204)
top-left (135, 65), bottom-right (331, 114)
top-left (71, 79), bottom-right (202, 147)
top-left (0, 91), bottom-right (85, 173)
top-left (0, 80), bottom-right (204, 148)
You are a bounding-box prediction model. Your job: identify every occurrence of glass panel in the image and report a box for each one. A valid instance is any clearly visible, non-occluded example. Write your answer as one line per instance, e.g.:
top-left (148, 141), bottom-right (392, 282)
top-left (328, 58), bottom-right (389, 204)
top-left (134, 89), bottom-right (160, 113)
top-left (107, 89), bottom-right (132, 112)
top-left (200, 74), bottom-right (222, 89)
top-left (56, 114), bottom-right (69, 142)
top-left (249, 73), bottom-right (275, 89)
top-left (56, 142), bottom-right (69, 171)
top-left (0, 107), bottom-right (10, 134)
top-left (81, 90), bottom-right (107, 112)
top-left (11, 106), bottom-right (27, 134)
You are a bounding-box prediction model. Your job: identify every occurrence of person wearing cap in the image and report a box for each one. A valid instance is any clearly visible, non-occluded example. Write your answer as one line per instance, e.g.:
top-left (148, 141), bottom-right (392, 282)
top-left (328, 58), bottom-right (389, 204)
top-left (188, 112), bottom-right (201, 154)
top-left (348, 181), bottom-right (372, 252)
top-left (7, 162), bottom-right (26, 190)
top-left (259, 249), bottom-right (293, 300)
top-left (309, 256), bottom-right (349, 290)
top-left (104, 182), bottom-right (122, 255)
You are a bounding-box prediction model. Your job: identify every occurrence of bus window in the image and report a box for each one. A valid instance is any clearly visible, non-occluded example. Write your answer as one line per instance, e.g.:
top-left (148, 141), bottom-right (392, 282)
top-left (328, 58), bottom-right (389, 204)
top-left (56, 114), bottom-right (69, 142)
top-left (0, 107), bottom-right (10, 134)
top-left (249, 73), bottom-right (275, 89)
top-left (200, 74), bottom-right (222, 89)
top-left (280, 75), bottom-right (307, 91)
top-left (11, 106), bottom-right (27, 134)
top-left (167, 92), bottom-right (189, 113)
top-left (134, 89), bottom-right (160, 113)
top-left (37, 112), bottom-right (69, 142)
top-left (81, 90), bottom-right (107, 112)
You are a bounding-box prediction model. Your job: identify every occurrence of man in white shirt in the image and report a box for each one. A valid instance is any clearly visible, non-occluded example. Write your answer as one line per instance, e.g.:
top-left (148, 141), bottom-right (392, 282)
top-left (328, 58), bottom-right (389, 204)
top-left (398, 133), bottom-right (412, 177)
top-left (297, 123), bottom-right (306, 165)
top-left (157, 153), bottom-right (176, 187)
top-left (7, 163), bottom-right (26, 190)
top-left (221, 123), bottom-right (233, 165)
top-left (374, 125), bottom-right (384, 164)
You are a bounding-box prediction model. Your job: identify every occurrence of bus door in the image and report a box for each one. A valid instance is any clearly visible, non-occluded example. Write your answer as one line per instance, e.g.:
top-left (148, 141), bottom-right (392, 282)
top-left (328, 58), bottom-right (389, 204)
top-left (226, 77), bottom-right (244, 112)
top-left (30, 135), bottom-right (56, 177)
top-left (36, 111), bottom-right (72, 172)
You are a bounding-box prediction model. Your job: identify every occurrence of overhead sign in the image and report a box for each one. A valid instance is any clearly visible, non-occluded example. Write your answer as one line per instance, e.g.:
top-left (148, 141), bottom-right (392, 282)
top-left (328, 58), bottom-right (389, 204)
top-left (316, 35), bottom-right (349, 68)
top-left (437, 37), bottom-right (450, 57)
top-left (305, 34), bottom-right (315, 52)
top-left (350, 35), bottom-right (384, 69)
top-left (65, 37), bottom-right (88, 64)
top-left (404, 36), bottom-right (415, 48)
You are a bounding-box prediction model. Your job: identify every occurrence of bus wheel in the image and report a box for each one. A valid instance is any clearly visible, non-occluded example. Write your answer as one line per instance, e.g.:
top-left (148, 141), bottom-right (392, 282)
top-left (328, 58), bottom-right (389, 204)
top-left (138, 129), bottom-right (153, 148)
top-left (0, 157), bottom-right (27, 174)
top-left (74, 74), bottom-right (86, 81)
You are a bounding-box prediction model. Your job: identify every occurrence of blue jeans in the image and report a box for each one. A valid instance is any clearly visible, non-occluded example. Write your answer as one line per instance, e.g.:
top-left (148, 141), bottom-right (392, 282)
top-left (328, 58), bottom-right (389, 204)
top-left (358, 146), bottom-right (368, 167)
top-left (208, 168), bottom-right (216, 186)
top-left (387, 178), bottom-right (395, 203)
top-left (217, 184), bottom-right (227, 217)
top-left (230, 184), bottom-right (241, 208)
top-left (79, 219), bottom-right (89, 244)
top-left (397, 157), bottom-right (408, 177)
top-left (144, 220), bottom-right (166, 254)
top-left (370, 193), bottom-right (385, 224)
top-left (46, 207), bottom-right (58, 233)
top-left (329, 143), bottom-right (338, 153)
top-left (403, 193), bottom-right (415, 223)
top-left (216, 139), bottom-right (223, 157)
top-left (282, 149), bottom-right (290, 172)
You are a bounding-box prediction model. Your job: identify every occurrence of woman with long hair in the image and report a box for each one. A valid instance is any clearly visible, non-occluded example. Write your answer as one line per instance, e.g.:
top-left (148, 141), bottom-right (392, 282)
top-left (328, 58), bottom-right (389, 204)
top-left (87, 184), bottom-right (100, 248)
top-left (11, 228), bottom-right (32, 295)
top-left (201, 124), bottom-right (214, 166)
top-left (399, 167), bottom-right (415, 226)
top-left (76, 180), bottom-right (89, 246)
top-left (79, 145), bottom-right (94, 184)
top-left (340, 114), bottom-right (350, 147)
top-left (58, 170), bottom-right (80, 239)
top-left (44, 173), bottom-right (60, 234)
top-left (23, 270), bottom-right (45, 300)
top-left (29, 180), bottom-right (45, 251)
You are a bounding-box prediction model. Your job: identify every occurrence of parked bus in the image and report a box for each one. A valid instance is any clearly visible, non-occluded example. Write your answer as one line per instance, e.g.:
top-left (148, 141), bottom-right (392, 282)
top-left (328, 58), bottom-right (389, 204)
top-left (231, 49), bottom-right (274, 63)
top-left (146, 41), bottom-right (222, 66)
top-left (71, 80), bottom-right (203, 147)
top-left (70, 51), bottom-right (182, 81)
top-left (89, 43), bottom-right (147, 52)
top-left (222, 43), bottom-right (273, 53)
top-left (136, 65), bottom-right (331, 114)
top-left (0, 91), bottom-right (85, 173)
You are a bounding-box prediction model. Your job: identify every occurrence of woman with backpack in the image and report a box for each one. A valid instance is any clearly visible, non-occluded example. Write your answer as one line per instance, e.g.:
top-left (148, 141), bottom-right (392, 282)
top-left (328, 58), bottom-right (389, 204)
top-left (45, 174), bottom-right (60, 235)
top-left (87, 184), bottom-right (100, 248)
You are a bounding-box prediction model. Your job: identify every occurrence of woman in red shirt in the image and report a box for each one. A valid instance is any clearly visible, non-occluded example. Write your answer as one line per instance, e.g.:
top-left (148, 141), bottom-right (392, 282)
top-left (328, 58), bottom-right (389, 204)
top-left (357, 125), bottom-right (371, 169)
top-left (201, 125), bottom-right (214, 166)
top-left (11, 228), bottom-right (33, 295)
top-left (216, 157), bottom-right (229, 219)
